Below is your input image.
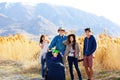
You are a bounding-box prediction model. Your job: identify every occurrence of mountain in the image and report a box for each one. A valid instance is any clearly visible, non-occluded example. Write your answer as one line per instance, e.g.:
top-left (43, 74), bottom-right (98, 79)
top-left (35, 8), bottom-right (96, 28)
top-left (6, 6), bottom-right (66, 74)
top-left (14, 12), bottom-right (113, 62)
top-left (0, 2), bottom-right (120, 37)
top-left (0, 13), bottom-right (14, 27)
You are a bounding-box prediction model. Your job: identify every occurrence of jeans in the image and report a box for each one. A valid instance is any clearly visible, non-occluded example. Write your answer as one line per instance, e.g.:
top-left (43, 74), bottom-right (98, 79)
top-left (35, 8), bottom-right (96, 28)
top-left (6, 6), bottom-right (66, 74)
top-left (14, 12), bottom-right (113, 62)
top-left (41, 56), bottom-right (46, 78)
top-left (68, 56), bottom-right (82, 80)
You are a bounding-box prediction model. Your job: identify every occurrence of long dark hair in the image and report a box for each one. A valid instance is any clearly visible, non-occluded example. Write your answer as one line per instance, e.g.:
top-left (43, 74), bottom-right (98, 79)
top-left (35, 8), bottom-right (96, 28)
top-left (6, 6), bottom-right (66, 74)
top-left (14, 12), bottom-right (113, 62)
top-left (68, 34), bottom-right (76, 50)
top-left (40, 35), bottom-right (45, 44)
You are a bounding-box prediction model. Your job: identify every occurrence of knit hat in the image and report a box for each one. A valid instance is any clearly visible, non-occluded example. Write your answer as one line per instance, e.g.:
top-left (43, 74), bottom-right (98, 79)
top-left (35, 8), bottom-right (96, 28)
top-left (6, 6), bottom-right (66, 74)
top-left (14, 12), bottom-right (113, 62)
top-left (52, 49), bottom-right (60, 54)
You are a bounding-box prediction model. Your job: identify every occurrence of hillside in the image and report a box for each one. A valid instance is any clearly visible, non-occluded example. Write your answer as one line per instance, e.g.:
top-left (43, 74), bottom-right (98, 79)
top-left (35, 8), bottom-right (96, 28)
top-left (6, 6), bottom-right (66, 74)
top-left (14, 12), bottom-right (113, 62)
top-left (0, 2), bottom-right (120, 37)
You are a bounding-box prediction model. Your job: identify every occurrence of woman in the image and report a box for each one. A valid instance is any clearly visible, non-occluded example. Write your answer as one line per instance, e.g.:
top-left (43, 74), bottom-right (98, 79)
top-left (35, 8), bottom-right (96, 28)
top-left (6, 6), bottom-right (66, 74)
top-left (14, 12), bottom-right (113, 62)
top-left (39, 35), bottom-right (49, 80)
top-left (63, 34), bottom-right (82, 80)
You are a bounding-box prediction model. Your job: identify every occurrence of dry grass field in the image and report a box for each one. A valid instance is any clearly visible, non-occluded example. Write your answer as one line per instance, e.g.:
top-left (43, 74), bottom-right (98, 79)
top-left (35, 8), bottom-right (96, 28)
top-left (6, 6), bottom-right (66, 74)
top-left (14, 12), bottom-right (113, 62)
top-left (77, 32), bottom-right (120, 70)
top-left (0, 32), bottom-right (120, 80)
top-left (0, 34), bottom-right (40, 72)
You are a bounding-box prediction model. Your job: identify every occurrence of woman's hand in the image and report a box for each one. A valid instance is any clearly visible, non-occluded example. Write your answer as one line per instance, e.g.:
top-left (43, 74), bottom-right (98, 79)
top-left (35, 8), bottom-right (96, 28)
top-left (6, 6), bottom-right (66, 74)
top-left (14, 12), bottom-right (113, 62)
top-left (64, 31), bottom-right (68, 36)
top-left (46, 40), bottom-right (49, 44)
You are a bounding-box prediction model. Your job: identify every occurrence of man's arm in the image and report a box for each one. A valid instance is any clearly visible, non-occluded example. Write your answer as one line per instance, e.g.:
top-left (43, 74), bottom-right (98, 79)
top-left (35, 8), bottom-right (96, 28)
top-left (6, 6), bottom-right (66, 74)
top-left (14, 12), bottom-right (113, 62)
top-left (90, 36), bottom-right (97, 54)
top-left (48, 36), bottom-right (57, 50)
top-left (83, 39), bottom-right (86, 56)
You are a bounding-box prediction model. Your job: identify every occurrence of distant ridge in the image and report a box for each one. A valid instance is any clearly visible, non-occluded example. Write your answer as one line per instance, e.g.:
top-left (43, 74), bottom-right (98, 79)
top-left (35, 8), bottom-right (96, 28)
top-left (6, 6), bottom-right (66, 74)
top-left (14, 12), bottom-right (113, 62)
top-left (0, 2), bottom-right (120, 37)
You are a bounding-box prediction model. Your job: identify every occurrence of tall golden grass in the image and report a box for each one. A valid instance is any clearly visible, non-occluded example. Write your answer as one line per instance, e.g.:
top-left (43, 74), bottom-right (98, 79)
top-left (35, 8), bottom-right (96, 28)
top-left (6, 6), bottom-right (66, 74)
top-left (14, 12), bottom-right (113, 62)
top-left (0, 32), bottom-right (120, 71)
top-left (78, 32), bottom-right (120, 70)
top-left (0, 34), bottom-right (40, 68)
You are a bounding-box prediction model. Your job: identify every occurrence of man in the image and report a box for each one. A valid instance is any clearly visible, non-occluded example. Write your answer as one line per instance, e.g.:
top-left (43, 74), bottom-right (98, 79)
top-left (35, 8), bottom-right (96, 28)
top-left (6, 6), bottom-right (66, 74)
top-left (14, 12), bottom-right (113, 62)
top-left (48, 27), bottom-right (67, 63)
top-left (83, 28), bottom-right (97, 80)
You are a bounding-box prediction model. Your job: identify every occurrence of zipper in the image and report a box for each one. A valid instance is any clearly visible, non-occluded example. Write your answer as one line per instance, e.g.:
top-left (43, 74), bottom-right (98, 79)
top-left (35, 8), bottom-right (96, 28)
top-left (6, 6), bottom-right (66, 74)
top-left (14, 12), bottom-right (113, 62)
top-left (86, 38), bottom-right (89, 55)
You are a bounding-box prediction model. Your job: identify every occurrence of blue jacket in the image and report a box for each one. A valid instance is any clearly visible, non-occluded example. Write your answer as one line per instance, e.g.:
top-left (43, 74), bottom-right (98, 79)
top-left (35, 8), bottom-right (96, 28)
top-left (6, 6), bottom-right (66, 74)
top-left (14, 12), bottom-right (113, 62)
top-left (83, 35), bottom-right (97, 56)
top-left (46, 52), bottom-right (65, 80)
top-left (49, 35), bottom-right (67, 55)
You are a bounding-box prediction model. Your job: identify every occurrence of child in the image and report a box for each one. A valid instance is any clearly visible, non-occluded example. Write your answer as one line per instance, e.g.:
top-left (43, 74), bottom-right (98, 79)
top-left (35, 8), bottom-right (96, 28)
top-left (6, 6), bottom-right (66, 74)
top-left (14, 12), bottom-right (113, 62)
top-left (63, 34), bottom-right (82, 80)
top-left (46, 49), bottom-right (65, 80)
top-left (83, 28), bottom-right (97, 80)
top-left (51, 49), bottom-right (60, 60)
top-left (39, 35), bottom-right (49, 80)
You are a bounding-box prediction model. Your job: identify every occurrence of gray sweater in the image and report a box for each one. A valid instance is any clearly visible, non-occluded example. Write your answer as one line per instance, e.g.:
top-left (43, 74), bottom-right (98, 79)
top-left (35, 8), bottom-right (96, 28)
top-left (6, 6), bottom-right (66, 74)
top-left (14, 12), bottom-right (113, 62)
top-left (63, 40), bottom-right (80, 59)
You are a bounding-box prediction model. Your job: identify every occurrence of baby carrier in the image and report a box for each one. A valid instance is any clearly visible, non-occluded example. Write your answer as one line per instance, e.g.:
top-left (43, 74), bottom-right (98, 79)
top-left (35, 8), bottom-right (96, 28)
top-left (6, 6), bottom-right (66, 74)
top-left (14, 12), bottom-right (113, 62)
top-left (45, 51), bottom-right (65, 80)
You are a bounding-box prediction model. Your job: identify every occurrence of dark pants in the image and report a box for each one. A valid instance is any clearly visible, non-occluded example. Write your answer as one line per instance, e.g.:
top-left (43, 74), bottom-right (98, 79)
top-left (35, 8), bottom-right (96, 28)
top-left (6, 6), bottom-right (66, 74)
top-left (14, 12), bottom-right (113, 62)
top-left (41, 56), bottom-right (46, 78)
top-left (68, 56), bottom-right (82, 80)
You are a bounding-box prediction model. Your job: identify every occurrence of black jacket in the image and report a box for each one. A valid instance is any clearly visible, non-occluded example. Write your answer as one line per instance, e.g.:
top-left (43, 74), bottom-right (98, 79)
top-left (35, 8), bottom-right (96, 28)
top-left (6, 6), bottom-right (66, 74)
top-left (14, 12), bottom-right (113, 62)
top-left (83, 35), bottom-right (97, 56)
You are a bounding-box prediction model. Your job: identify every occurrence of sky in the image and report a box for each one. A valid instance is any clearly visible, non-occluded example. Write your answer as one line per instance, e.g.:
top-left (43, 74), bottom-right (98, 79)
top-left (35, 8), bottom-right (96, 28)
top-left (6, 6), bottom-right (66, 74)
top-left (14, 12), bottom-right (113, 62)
top-left (0, 0), bottom-right (120, 25)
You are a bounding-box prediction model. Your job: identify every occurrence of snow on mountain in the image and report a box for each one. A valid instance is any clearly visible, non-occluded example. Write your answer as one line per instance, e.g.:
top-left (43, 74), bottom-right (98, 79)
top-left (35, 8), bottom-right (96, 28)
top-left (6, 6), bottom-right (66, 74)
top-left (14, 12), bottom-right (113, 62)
top-left (0, 2), bottom-right (120, 37)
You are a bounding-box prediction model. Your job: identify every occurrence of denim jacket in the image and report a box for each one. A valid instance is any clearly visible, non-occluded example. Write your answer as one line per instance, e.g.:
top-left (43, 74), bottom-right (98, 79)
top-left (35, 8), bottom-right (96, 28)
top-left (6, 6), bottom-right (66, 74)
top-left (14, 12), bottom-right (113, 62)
top-left (49, 35), bottom-right (67, 55)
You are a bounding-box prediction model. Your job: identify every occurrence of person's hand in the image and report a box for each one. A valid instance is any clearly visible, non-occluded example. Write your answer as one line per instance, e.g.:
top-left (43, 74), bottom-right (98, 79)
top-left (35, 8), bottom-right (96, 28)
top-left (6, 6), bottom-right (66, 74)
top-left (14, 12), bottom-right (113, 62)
top-left (46, 40), bottom-right (49, 44)
top-left (64, 31), bottom-right (68, 35)
top-left (47, 48), bottom-right (50, 52)
top-left (93, 54), bottom-right (95, 58)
